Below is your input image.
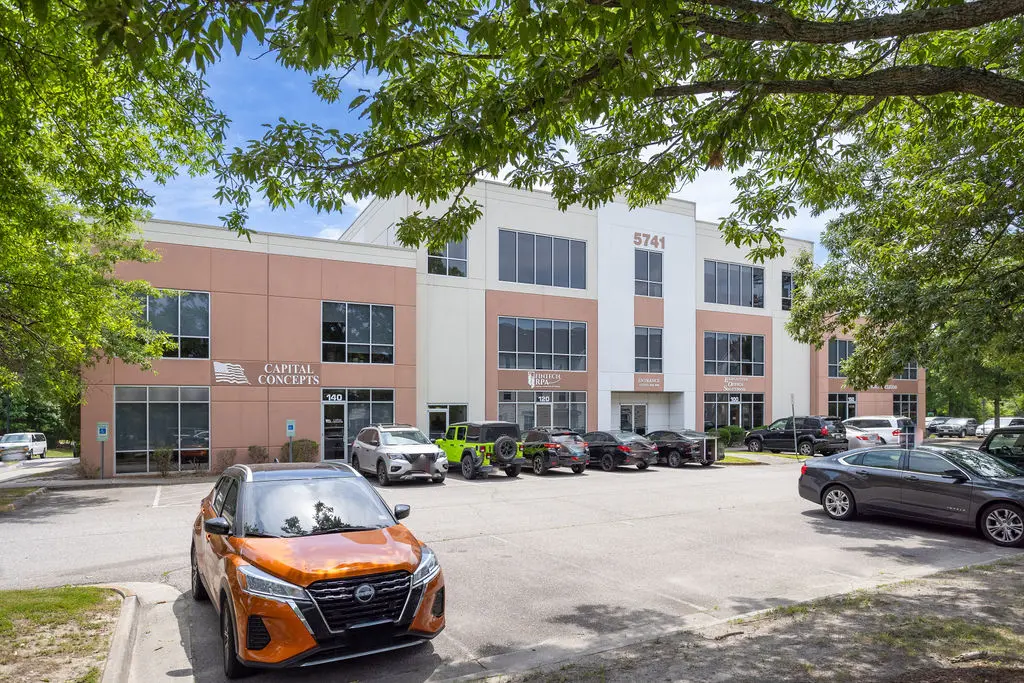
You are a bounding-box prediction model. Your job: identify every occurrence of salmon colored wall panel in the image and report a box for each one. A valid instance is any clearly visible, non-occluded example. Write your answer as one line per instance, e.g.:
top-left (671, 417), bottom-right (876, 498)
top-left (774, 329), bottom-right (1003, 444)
top-left (320, 364), bottom-right (399, 388)
top-left (211, 293), bottom-right (269, 361)
top-left (212, 385), bottom-right (268, 402)
top-left (634, 296), bottom-right (664, 328)
top-left (695, 310), bottom-right (774, 419)
top-left (268, 401), bottom-right (321, 446)
top-left (117, 243), bottom-right (212, 291)
top-left (113, 359), bottom-right (211, 386)
top-left (321, 261), bottom-right (396, 302)
top-left (395, 305), bottom-right (416, 366)
top-left (394, 364), bottom-right (416, 390)
top-left (267, 297), bottom-right (321, 362)
top-left (267, 386), bottom-right (321, 402)
top-left (211, 401), bottom-right (244, 451)
top-left (83, 359), bottom-right (115, 385)
top-left (269, 254), bottom-right (322, 299)
top-left (395, 268), bottom-right (417, 305)
top-left (396, 388), bottom-right (416, 424)
top-left (211, 250), bottom-right (268, 295)
top-left (80, 384), bottom-right (114, 476)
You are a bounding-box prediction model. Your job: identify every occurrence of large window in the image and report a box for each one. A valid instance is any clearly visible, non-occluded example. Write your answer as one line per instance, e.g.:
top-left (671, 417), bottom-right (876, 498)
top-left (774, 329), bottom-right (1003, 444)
top-left (896, 361), bottom-right (919, 380)
top-left (427, 240), bottom-right (467, 277)
top-left (322, 302), bottom-right (394, 364)
top-left (828, 393), bottom-right (857, 420)
top-left (427, 404), bottom-right (468, 440)
top-left (498, 317), bottom-right (586, 370)
top-left (634, 327), bottom-right (663, 373)
top-left (143, 292), bottom-right (210, 359)
top-left (497, 391), bottom-right (587, 432)
top-left (894, 394), bottom-right (918, 421)
top-left (114, 386), bottom-right (210, 474)
top-left (828, 338), bottom-right (855, 378)
top-left (703, 392), bottom-right (764, 431)
top-left (635, 249), bottom-right (663, 297)
top-left (498, 229), bottom-right (586, 289)
top-left (322, 388), bottom-right (395, 461)
top-left (782, 271), bottom-right (793, 311)
top-left (703, 260), bottom-right (764, 308)
top-left (703, 332), bottom-right (765, 376)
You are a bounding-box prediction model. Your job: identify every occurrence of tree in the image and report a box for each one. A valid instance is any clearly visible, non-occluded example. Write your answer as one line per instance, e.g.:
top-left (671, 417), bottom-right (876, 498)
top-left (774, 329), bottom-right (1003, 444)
top-left (87, 0), bottom-right (1024, 384)
top-left (0, 1), bottom-right (224, 399)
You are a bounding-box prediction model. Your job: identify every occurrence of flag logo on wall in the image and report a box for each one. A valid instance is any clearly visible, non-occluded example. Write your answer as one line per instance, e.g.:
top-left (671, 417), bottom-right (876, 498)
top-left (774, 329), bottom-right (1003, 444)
top-left (213, 361), bottom-right (250, 385)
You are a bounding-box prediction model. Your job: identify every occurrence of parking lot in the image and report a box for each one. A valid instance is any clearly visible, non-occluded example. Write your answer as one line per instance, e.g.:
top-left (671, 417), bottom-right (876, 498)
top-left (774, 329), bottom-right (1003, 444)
top-left (1, 458), bottom-right (1020, 682)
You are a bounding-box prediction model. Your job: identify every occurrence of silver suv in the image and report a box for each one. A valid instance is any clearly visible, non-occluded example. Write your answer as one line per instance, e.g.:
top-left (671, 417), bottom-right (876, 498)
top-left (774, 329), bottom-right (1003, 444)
top-left (351, 424), bottom-right (448, 486)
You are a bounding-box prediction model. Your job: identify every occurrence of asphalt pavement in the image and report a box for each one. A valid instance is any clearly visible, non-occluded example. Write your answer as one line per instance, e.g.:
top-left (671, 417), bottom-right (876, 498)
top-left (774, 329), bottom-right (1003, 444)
top-left (0, 459), bottom-right (1018, 682)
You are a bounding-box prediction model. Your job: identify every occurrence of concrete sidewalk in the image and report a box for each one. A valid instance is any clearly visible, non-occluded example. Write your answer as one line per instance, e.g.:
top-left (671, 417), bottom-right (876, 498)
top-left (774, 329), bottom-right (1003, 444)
top-left (0, 471), bottom-right (217, 490)
top-left (0, 456), bottom-right (79, 484)
top-left (103, 582), bottom-right (194, 683)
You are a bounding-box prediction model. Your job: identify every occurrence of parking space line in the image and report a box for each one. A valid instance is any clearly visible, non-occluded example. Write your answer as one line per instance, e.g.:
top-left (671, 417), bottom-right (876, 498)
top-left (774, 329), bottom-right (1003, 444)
top-left (152, 486), bottom-right (162, 508)
top-left (489, 535), bottom-right (510, 544)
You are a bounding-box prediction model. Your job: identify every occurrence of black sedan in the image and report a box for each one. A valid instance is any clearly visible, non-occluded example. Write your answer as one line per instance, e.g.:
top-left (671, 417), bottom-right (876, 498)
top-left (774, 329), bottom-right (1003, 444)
top-left (798, 445), bottom-right (1024, 547)
top-left (581, 430), bottom-right (658, 471)
top-left (646, 429), bottom-right (720, 467)
top-left (979, 427), bottom-right (1024, 467)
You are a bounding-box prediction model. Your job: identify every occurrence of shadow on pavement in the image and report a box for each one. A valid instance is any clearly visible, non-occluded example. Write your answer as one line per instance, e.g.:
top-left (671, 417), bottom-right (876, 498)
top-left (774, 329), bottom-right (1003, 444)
top-left (0, 489), bottom-right (118, 522)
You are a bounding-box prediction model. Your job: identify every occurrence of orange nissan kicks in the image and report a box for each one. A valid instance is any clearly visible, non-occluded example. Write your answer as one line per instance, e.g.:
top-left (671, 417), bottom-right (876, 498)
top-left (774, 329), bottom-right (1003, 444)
top-left (191, 463), bottom-right (445, 678)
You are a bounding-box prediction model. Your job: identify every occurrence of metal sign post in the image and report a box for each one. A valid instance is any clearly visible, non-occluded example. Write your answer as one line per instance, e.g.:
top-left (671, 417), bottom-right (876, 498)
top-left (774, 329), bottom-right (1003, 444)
top-left (97, 422), bottom-right (109, 479)
top-left (286, 419), bottom-right (296, 462)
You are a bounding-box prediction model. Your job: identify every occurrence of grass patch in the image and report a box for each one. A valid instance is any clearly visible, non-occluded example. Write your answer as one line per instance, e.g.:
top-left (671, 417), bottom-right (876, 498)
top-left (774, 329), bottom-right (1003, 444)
top-left (0, 587), bottom-right (119, 683)
top-left (867, 616), bottom-right (1024, 658)
top-left (0, 487), bottom-right (39, 509)
top-left (765, 604), bottom-right (811, 619)
top-left (720, 455), bottom-right (765, 465)
top-left (45, 448), bottom-right (75, 459)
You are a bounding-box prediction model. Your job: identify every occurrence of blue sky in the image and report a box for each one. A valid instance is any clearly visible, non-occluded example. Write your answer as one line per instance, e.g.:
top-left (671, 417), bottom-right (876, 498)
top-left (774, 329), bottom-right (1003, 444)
top-left (144, 46), bottom-right (828, 256)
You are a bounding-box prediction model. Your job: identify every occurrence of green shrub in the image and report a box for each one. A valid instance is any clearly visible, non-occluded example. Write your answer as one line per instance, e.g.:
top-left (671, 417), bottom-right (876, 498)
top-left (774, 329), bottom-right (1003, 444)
top-left (281, 439), bottom-right (319, 463)
top-left (152, 448), bottom-right (174, 477)
top-left (214, 449), bottom-right (236, 474)
top-left (724, 425), bottom-right (747, 446)
top-left (247, 445), bottom-right (269, 464)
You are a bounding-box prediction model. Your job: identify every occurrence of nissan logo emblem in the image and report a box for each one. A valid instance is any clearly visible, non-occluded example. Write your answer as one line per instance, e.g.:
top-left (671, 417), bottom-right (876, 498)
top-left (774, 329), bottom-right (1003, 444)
top-left (354, 584), bottom-right (375, 603)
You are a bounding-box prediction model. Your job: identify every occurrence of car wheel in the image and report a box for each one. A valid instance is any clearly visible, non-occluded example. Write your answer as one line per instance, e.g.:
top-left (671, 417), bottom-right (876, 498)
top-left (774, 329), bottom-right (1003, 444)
top-left (821, 485), bottom-right (856, 521)
top-left (461, 455), bottom-right (477, 480)
top-left (797, 441), bottom-right (814, 457)
top-left (432, 472), bottom-right (446, 483)
top-left (667, 450), bottom-right (683, 468)
top-left (532, 456), bottom-right (546, 475)
top-left (40, 449), bottom-right (46, 459)
top-left (505, 464), bottom-right (521, 478)
top-left (700, 460), bottom-right (713, 467)
top-left (376, 460), bottom-right (391, 486)
top-left (351, 454), bottom-right (361, 474)
top-left (220, 598), bottom-right (249, 679)
top-left (636, 460), bottom-right (649, 470)
top-left (571, 464), bottom-right (585, 474)
top-left (960, 430), bottom-right (966, 438)
top-left (190, 545), bottom-right (208, 602)
top-left (980, 504), bottom-right (1024, 547)
top-left (747, 438), bottom-right (763, 453)
top-left (600, 454), bottom-right (616, 472)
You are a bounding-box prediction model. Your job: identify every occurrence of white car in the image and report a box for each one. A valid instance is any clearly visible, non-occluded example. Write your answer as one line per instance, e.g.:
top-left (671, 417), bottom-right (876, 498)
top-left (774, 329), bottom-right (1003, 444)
top-left (845, 425), bottom-right (881, 449)
top-left (0, 432), bottom-right (47, 460)
top-left (843, 416), bottom-right (916, 445)
top-left (976, 417), bottom-right (1024, 437)
top-left (351, 424), bottom-right (448, 485)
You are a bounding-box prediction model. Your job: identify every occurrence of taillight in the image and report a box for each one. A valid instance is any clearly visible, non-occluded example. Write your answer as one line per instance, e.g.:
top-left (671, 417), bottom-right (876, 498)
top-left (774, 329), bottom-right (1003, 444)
top-left (892, 429), bottom-right (901, 437)
top-left (478, 445), bottom-right (487, 453)
top-left (617, 445), bottom-right (631, 453)
top-left (544, 443), bottom-right (560, 449)
top-left (856, 435), bottom-right (869, 441)
top-left (800, 463), bottom-right (807, 476)
top-left (820, 427), bottom-right (828, 436)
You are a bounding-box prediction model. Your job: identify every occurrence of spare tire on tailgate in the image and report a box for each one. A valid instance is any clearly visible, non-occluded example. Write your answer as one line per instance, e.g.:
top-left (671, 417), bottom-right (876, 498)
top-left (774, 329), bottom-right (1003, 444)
top-left (492, 435), bottom-right (518, 463)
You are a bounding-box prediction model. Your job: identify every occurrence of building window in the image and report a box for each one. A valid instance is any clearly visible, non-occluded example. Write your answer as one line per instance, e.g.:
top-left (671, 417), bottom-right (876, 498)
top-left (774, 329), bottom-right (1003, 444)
top-left (896, 361), bottom-right (918, 380)
top-left (322, 302), bottom-right (394, 364)
top-left (703, 392), bottom-right (764, 431)
top-left (114, 386), bottom-right (210, 474)
top-left (894, 394), bottom-right (918, 421)
top-left (703, 332), bottom-right (765, 376)
top-left (703, 260), bottom-right (764, 308)
top-left (828, 338), bottom-right (855, 378)
top-left (497, 391), bottom-right (587, 432)
top-left (635, 249), bottom-right (663, 297)
top-left (828, 393), bottom-right (857, 420)
top-left (322, 388), bottom-right (395, 460)
top-left (634, 327), bottom-right (663, 373)
top-left (143, 291), bottom-right (210, 359)
top-left (427, 404), bottom-right (468, 440)
top-left (498, 229), bottom-right (586, 289)
top-left (427, 240), bottom-right (467, 277)
top-left (498, 317), bottom-right (586, 371)
top-left (782, 271), bottom-right (793, 311)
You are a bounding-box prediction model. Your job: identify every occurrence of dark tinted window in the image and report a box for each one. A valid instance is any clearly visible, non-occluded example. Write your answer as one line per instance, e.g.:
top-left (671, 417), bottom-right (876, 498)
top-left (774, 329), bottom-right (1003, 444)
top-left (498, 229), bottom-right (517, 281)
top-left (986, 433), bottom-right (1024, 458)
top-left (945, 448), bottom-right (1023, 479)
top-left (466, 424), bottom-right (481, 440)
top-left (569, 240), bottom-right (586, 289)
top-left (219, 480), bottom-right (239, 523)
top-left (860, 450), bottom-right (903, 469)
top-left (242, 478), bottom-right (393, 538)
top-left (524, 430), bottom-right (543, 442)
top-left (212, 476), bottom-right (229, 511)
top-left (482, 424), bottom-right (520, 441)
top-left (908, 451), bottom-right (956, 475)
top-left (824, 419), bottom-right (846, 433)
top-left (840, 452), bottom-right (863, 466)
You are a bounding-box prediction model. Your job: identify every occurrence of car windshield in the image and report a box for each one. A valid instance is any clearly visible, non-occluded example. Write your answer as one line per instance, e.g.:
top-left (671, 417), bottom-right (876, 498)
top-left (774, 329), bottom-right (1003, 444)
top-left (824, 419), bottom-right (846, 432)
top-left (241, 478), bottom-right (394, 538)
top-left (381, 429), bottom-right (430, 445)
top-left (941, 447), bottom-right (1024, 479)
top-left (0, 434), bottom-right (28, 443)
top-left (481, 424), bottom-right (520, 441)
top-left (946, 419), bottom-right (967, 426)
top-left (932, 417), bottom-right (949, 424)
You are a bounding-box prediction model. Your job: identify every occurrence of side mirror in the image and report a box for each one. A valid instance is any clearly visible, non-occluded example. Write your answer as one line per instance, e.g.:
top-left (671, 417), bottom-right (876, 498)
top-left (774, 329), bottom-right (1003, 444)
top-left (394, 504), bottom-right (411, 520)
top-left (944, 469), bottom-right (968, 481)
top-left (435, 439), bottom-right (443, 446)
top-left (204, 517), bottom-right (231, 535)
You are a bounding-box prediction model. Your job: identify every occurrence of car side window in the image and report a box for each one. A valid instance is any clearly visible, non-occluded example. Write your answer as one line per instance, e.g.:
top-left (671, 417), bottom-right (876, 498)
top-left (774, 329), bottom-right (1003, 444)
top-left (220, 480), bottom-right (239, 525)
top-left (368, 430), bottom-right (380, 447)
top-left (767, 419), bottom-right (788, 430)
top-left (524, 430), bottom-right (541, 442)
top-left (444, 427), bottom-right (456, 440)
top-left (455, 426), bottom-right (466, 441)
top-left (212, 476), bottom-right (229, 511)
top-left (860, 450), bottom-right (903, 469)
top-left (356, 428), bottom-right (369, 443)
top-left (466, 424), bottom-right (480, 440)
top-left (908, 451), bottom-right (957, 476)
top-left (647, 431), bottom-right (664, 440)
top-left (841, 453), bottom-right (863, 466)
top-left (987, 433), bottom-right (1024, 456)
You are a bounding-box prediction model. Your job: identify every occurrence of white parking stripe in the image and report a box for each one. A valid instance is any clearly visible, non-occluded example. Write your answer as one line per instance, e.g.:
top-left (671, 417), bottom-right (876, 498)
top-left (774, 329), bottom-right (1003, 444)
top-left (152, 486), bottom-right (162, 508)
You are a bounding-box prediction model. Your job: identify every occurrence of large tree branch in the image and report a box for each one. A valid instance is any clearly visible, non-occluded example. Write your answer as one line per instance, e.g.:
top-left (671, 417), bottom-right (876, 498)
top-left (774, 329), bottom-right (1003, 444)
top-left (652, 65), bottom-right (1024, 107)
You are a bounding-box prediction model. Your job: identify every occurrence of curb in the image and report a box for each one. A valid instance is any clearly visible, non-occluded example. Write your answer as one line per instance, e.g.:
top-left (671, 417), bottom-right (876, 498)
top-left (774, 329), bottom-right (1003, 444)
top-left (0, 486), bottom-right (48, 512)
top-left (0, 476), bottom-right (218, 491)
top-left (100, 586), bottom-right (140, 683)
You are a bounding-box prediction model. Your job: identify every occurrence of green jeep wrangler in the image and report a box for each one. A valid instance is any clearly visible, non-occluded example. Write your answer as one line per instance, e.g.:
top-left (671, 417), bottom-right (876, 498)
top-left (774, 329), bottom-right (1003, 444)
top-left (435, 421), bottom-right (526, 479)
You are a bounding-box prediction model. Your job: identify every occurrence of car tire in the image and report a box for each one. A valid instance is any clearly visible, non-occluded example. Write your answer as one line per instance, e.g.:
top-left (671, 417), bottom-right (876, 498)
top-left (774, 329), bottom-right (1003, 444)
top-left (351, 454), bottom-right (361, 474)
top-left (220, 597), bottom-right (249, 680)
top-left (667, 450), bottom-right (683, 468)
top-left (505, 464), bottom-right (521, 478)
top-left (571, 464), bottom-right (585, 474)
top-left (376, 460), bottom-right (391, 487)
top-left (432, 473), bottom-right (446, 483)
top-left (532, 456), bottom-right (546, 475)
top-left (960, 430), bottom-right (966, 438)
top-left (700, 460), bottom-right (713, 467)
top-left (600, 454), bottom-right (616, 472)
top-left (979, 503), bottom-right (1024, 547)
top-left (747, 438), bottom-right (763, 453)
top-left (797, 441), bottom-right (814, 457)
top-left (493, 435), bottom-right (518, 464)
top-left (461, 454), bottom-right (477, 480)
top-left (636, 460), bottom-right (649, 470)
top-left (190, 545), bottom-right (208, 602)
top-left (821, 485), bottom-right (857, 521)
top-left (40, 449), bottom-right (46, 459)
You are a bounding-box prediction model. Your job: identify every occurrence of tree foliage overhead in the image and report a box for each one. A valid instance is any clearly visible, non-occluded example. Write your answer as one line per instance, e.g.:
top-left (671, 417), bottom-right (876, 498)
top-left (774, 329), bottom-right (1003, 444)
top-left (0, 0), bottom-right (223, 398)
top-left (87, 0), bottom-right (1024, 386)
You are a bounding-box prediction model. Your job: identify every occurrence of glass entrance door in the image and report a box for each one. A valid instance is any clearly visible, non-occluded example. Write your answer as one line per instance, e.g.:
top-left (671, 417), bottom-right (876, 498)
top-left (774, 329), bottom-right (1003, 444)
top-left (323, 404), bottom-right (346, 460)
top-left (619, 404), bottom-right (647, 435)
top-left (426, 404), bottom-right (468, 439)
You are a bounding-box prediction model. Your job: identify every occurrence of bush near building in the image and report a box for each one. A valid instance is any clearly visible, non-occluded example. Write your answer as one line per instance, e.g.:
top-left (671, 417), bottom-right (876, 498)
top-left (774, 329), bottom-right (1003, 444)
top-left (280, 439), bottom-right (318, 463)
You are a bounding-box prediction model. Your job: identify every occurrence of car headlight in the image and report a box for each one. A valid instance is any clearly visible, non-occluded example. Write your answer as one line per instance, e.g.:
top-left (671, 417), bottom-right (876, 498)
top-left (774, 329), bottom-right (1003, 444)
top-left (412, 546), bottom-right (440, 586)
top-left (237, 565), bottom-right (308, 602)
top-left (389, 452), bottom-right (409, 462)
top-left (435, 450), bottom-right (447, 461)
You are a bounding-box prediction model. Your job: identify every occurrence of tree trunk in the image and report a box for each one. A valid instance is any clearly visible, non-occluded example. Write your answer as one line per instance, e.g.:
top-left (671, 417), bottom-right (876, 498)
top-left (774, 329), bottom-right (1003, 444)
top-left (995, 395), bottom-right (1001, 428)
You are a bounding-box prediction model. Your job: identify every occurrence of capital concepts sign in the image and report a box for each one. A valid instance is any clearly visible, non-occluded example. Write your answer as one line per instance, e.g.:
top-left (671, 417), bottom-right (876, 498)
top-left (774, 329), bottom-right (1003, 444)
top-left (212, 361), bottom-right (320, 386)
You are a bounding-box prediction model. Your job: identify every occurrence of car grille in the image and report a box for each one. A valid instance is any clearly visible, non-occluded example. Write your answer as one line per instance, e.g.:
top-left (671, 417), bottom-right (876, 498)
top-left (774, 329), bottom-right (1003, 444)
top-left (307, 571), bottom-right (411, 632)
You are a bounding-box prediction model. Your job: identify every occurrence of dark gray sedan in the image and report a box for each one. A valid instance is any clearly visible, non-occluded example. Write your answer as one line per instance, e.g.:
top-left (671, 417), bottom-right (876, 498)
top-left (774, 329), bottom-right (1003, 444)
top-left (798, 445), bottom-right (1024, 547)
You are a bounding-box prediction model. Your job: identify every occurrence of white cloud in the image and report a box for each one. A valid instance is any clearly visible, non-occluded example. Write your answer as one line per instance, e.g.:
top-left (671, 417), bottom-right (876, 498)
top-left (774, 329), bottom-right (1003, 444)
top-left (316, 226), bottom-right (346, 240)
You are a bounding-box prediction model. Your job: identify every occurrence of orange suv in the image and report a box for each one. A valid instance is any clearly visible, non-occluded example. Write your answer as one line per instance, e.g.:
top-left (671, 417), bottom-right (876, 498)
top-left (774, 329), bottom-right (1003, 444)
top-left (191, 462), bottom-right (445, 678)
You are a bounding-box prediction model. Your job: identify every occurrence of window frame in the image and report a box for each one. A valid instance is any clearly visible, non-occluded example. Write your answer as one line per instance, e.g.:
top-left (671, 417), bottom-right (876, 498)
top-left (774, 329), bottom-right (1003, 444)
top-left (143, 290), bottom-right (211, 360)
top-left (113, 385), bottom-right (211, 474)
top-left (498, 228), bottom-right (587, 291)
top-left (498, 316), bottom-right (587, 371)
top-left (781, 271), bottom-right (793, 311)
top-left (634, 248), bottom-right (663, 298)
top-left (497, 391), bottom-right (588, 432)
top-left (828, 393), bottom-right (858, 421)
top-left (634, 326), bottom-right (663, 373)
top-left (702, 331), bottom-right (764, 376)
top-left (703, 259), bottom-right (764, 308)
top-left (893, 393), bottom-right (919, 421)
top-left (896, 360), bottom-right (919, 381)
top-left (427, 239), bottom-right (468, 277)
top-left (321, 301), bottom-right (396, 365)
top-left (703, 392), bottom-right (765, 431)
top-left (828, 338), bottom-right (855, 378)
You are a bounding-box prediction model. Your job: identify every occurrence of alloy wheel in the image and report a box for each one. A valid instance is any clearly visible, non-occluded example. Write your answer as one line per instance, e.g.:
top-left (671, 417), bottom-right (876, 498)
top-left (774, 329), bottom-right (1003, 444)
top-left (377, 461), bottom-right (390, 486)
top-left (985, 508), bottom-right (1024, 545)
top-left (668, 451), bottom-right (682, 467)
top-left (824, 489), bottom-right (850, 517)
top-left (533, 457), bottom-right (544, 475)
